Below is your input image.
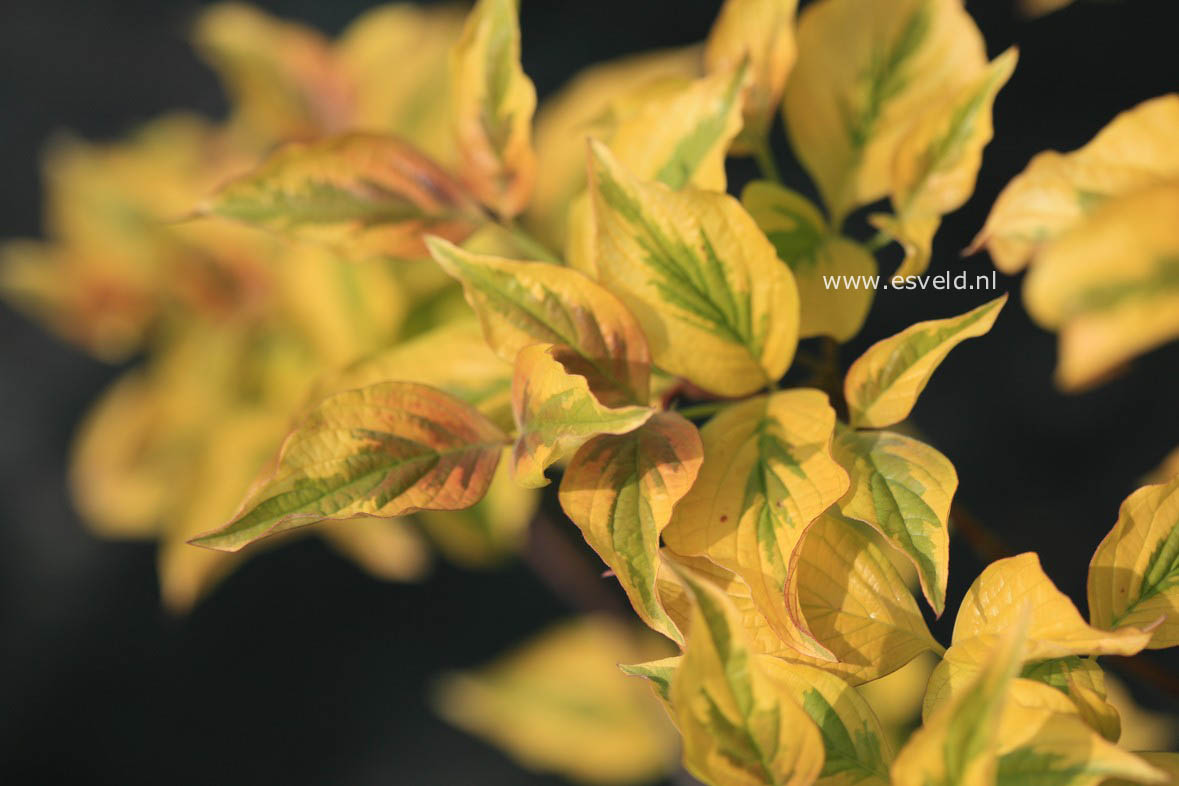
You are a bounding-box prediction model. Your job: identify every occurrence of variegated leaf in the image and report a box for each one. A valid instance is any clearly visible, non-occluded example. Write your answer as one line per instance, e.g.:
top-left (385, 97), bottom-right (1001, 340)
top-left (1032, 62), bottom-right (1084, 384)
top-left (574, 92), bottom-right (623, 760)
top-left (190, 382), bottom-right (507, 551)
top-left (663, 390), bottom-right (849, 660)
top-left (588, 141), bottom-right (799, 397)
top-left (560, 412), bottom-right (703, 643)
top-left (844, 295), bottom-right (1006, 429)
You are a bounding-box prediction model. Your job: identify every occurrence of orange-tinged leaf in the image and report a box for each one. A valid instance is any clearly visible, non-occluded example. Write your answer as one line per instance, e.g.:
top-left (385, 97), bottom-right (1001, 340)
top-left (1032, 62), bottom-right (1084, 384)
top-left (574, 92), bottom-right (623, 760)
top-left (844, 295), bottom-right (1006, 429)
top-left (190, 382), bottom-right (508, 551)
top-left (511, 344), bottom-right (654, 489)
top-left (560, 412), bottom-right (704, 642)
top-left (335, 3), bottom-right (466, 166)
top-left (664, 390), bottom-right (849, 660)
top-left (427, 237), bottom-right (652, 406)
top-left (1088, 477), bottom-right (1179, 649)
top-left (450, 0), bottom-right (537, 217)
top-left (201, 132), bottom-right (480, 260)
top-left (192, 3), bottom-right (352, 144)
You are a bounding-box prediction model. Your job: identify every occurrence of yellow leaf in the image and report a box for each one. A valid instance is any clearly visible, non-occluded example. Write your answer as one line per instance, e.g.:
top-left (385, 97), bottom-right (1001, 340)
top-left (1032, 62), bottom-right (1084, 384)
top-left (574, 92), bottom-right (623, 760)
top-left (276, 244), bottom-right (407, 368)
top-left (973, 94), bottom-right (1179, 274)
top-left (1088, 476), bottom-right (1179, 649)
top-left (891, 612), bottom-right (1029, 786)
top-left (997, 703), bottom-right (1169, 786)
top-left (560, 64), bottom-right (748, 278)
top-left (784, 0), bottom-right (987, 222)
top-left (878, 48), bottom-right (1017, 277)
top-left (324, 319), bottom-right (513, 431)
top-left (68, 371), bottom-right (175, 539)
top-left (157, 409), bottom-right (289, 612)
top-left (742, 181), bottom-right (875, 342)
top-left (190, 381), bottom-right (508, 551)
top-left (867, 211), bottom-right (939, 281)
top-left (791, 514), bottom-right (944, 681)
top-left (201, 132), bottom-right (480, 261)
top-left (844, 295), bottom-right (1006, 429)
top-left (619, 655), bottom-right (680, 712)
top-left (319, 515), bottom-right (432, 582)
top-left (664, 390), bottom-right (849, 660)
top-left (335, 3), bottom-right (466, 166)
top-left (671, 566), bottom-right (825, 786)
top-left (588, 141), bottom-right (799, 397)
top-left (1103, 753), bottom-right (1179, 786)
top-left (192, 3), bottom-right (351, 144)
top-left (607, 65), bottom-right (747, 193)
top-left (891, 48), bottom-right (1017, 219)
top-left (660, 515), bottom-right (941, 684)
top-left (527, 46), bottom-right (701, 249)
top-left (856, 653), bottom-right (940, 752)
top-left (450, 0), bottom-right (537, 217)
top-left (560, 412), bottom-right (704, 642)
top-left (1022, 183), bottom-right (1179, 391)
top-left (1017, 657), bottom-right (1122, 742)
top-left (511, 344), bottom-right (654, 489)
top-left (925, 553), bottom-right (1156, 719)
top-left (763, 659), bottom-right (893, 786)
top-left (427, 237), bottom-right (652, 406)
top-left (433, 616), bottom-right (677, 785)
top-left (1146, 447), bottom-right (1179, 485)
top-left (833, 425), bottom-right (957, 615)
top-left (705, 0), bottom-right (798, 152)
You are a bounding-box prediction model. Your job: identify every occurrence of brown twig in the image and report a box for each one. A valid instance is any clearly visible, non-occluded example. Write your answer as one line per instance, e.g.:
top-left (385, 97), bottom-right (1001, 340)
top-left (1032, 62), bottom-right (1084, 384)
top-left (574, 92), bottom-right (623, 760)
top-left (522, 511), bottom-right (630, 618)
top-left (949, 501), bottom-right (1013, 564)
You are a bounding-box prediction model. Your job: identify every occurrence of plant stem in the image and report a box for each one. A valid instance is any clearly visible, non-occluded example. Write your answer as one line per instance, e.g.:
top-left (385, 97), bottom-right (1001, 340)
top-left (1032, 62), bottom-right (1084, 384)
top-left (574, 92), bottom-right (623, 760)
top-left (865, 230), bottom-right (892, 253)
top-left (501, 219), bottom-right (562, 263)
top-left (753, 143), bottom-right (783, 184)
top-left (522, 512), bottom-right (630, 619)
top-left (676, 400), bottom-right (730, 420)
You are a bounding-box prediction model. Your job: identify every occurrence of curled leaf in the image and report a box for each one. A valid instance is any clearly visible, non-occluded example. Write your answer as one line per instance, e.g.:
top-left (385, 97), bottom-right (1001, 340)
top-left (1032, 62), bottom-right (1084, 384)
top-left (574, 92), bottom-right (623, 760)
top-left (450, 0), bottom-right (537, 217)
top-left (663, 390), bottom-right (849, 660)
top-left (560, 412), bottom-right (703, 642)
top-left (511, 344), bottom-right (654, 489)
top-left (427, 237), bottom-right (651, 406)
top-left (201, 133), bottom-right (480, 259)
top-left (973, 94), bottom-right (1179, 274)
top-left (833, 425), bottom-right (957, 615)
top-left (671, 565), bottom-right (825, 786)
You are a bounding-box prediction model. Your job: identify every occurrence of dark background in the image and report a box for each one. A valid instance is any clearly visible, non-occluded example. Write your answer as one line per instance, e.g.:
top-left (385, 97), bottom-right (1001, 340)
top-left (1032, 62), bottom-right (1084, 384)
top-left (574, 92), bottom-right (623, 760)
top-left (2, 0), bottom-right (1178, 783)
